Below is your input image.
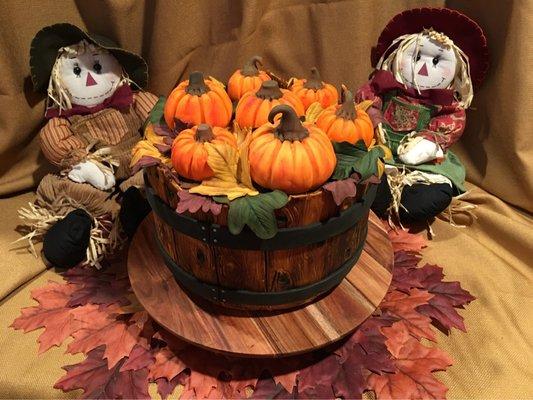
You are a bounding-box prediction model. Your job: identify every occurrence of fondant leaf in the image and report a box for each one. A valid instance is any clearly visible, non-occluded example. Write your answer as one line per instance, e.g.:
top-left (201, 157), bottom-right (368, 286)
top-left (149, 96), bottom-right (166, 125)
top-left (176, 190), bottom-right (223, 215)
top-left (331, 141), bottom-right (385, 180)
top-left (322, 177), bottom-right (358, 205)
top-left (227, 190), bottom-right (289, 239)
top-left (189, 141), bottom-right (259, 200)
top-left (305, 101), bottom-right (324, 123)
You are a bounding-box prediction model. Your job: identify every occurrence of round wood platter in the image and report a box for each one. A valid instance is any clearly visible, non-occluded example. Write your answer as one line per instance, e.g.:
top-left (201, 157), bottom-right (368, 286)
top-left (128, 211), bottom-right (393, 358)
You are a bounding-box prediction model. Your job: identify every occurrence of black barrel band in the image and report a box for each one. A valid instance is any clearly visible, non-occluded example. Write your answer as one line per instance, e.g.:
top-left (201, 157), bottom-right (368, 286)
top-left (156, 225), bottom-right (367, 307)
top-left (145, 177), bottom-right (377, 251)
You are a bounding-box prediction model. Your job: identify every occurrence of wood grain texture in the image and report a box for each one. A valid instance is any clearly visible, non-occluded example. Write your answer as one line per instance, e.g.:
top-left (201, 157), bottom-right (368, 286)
top-left (145, 164), bottom-right (372, 309)
top-left (128, 211), bottom-right (393, 357)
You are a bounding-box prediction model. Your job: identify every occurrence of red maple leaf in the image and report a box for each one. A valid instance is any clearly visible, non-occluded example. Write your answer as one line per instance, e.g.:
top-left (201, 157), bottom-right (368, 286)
top-left (380, 289), bottom-right (436, 341)
top-left (368, 321), bottom-right (453, 399)
top-left (388, 228), bottom-right (427, 252)
top-left (120, 345), bottom-right (154, 372)
top-left (55, 346), bottom-right (150, 399)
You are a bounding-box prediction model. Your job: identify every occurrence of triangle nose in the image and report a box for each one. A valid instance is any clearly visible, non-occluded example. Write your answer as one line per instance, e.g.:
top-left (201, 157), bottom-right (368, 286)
top-left (86, 72), bottom-right (97, 87)
top-left (417, 63), bottom-right (429, 77)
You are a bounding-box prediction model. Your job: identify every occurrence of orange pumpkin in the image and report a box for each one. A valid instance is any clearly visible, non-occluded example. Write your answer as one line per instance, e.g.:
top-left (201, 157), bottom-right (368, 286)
top-left (164, 71), bottom-right (232, 130)
top-left (290, 67), bottom-right (339, 110)
top-left (235, 80), bottom-right (305, 129)
top-left (227, 56), bottom-right (271, 101)
top-left (315, 88), bottom-right (374, 147)
top-left (248, 105), bottom-right (336, 194)
top-left (171, 124), bottom-right (237, 181)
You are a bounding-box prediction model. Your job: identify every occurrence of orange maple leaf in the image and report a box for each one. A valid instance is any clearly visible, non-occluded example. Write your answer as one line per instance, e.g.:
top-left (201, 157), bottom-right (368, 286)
top-left (67, 310), bottom-right (147, 368)
top-left (368, 320), bottom-right (453, 399)
top-left (148, 346), bottom-right (187, 381)
top-left (10, 281), bottom-right (100, 353)
top-left (388, 228), bottom-right (427, 252)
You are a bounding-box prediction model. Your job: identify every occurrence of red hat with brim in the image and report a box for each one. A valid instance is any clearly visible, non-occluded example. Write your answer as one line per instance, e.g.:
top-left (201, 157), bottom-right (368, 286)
top-left (371, 7), bottom-right (489, 88)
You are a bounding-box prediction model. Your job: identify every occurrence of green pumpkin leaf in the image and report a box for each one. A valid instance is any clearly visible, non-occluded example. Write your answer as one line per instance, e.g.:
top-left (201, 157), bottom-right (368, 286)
top-left (227, 191), bottom-right (289, 239)
top-left (149, 96), bottom-right (167, 125)
top-left (332, 141), bottom-right (385, 181)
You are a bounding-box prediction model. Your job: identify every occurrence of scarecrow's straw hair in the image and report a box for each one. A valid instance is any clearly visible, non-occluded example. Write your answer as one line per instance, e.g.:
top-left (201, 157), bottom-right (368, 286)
top-left (46, 40), bottom-right (129, 113)
top-left (376, 29), bottom-right (473, 109)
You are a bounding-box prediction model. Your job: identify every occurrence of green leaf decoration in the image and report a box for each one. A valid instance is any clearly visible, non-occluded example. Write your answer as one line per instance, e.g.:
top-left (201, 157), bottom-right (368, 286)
top-left (332, 141), bottom-right (385, 181)
top-left (227, 191), bottom-right (289, 239)
top-left (149, 96), bottom-right (167, 125)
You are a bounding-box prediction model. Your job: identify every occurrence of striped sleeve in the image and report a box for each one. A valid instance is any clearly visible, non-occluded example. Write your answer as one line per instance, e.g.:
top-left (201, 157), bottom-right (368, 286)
top-left (132, 91), bottom-right (159, 121)
top-left (39, 118), bottom-right (86, 167)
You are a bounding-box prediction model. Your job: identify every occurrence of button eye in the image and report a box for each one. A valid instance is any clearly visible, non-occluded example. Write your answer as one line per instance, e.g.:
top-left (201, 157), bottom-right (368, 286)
top-left (432, 56), bottom-right (440, 66)
top-left (415, 52), bottom-right (421, 62)
top-left (93, 62), bottom-right (102, 73)
top-left (73, 66), bottom-right (81, 76)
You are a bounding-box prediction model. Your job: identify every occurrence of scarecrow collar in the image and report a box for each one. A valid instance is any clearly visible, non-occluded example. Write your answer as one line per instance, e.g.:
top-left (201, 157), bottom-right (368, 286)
top-left (44, 84), bottom-right (134, 119)
top-left (370, 70), bottom-right (455, 106)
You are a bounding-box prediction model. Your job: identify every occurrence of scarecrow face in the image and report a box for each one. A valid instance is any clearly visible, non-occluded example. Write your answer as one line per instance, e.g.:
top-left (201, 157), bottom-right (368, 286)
top-left (58, 41), bottom-right (123, 107)
top-left (396, 34), bottom-right (457, 90)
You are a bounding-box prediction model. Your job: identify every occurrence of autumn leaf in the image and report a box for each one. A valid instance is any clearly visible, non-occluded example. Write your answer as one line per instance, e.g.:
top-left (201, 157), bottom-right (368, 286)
top-left (227, 190), bottom-right (289, 239)
top-left (10, 281), bottom-right (102, 353)
top-left (149, 96), bottom-right (166, 125)
top-left (189, 141), bottom-right (259, 200)
top-left (148, 346), bottom-right (187, 381)
top-left (380, 289), bottom-right (436, 341)
top-left (388, 228), bottom-right (427, 252)
top-left (323, 177), bottom-right (358, 206)
top-left (305, 101), bottom-right (324, 123)
top-left (368, 321), bottom-right (453, 400)
top-left (55, 346), bottom-right (150, 399)
top-left (120, 345), bottom-right (154, 372)
top-left (67, 311), bottom-right (146, 368)
top-left (332, 141), bottom-right (385, 181)
top-left (236, 125), bottom-right (255, 190)
top-left (176, 190), bottom-right (223, 215)
top-left (355, 99), bottom-right (374, 112)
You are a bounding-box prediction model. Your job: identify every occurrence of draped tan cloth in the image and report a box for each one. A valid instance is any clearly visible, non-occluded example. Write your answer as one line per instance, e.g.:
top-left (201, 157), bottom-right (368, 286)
top-left (0, 0), bottom-right (531, 398)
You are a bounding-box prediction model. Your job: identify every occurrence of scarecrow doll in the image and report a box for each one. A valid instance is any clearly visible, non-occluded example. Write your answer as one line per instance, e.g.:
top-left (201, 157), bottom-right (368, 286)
top-left (20, 23), bottom-right (157, 268)
top-left (357, 8), bottom-right (489, 224)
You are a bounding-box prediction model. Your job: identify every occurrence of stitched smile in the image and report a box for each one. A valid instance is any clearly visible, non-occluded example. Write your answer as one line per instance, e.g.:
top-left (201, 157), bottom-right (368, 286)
top-left (71, 81), bottom-right (115, 100)
top-left (403, 76), bottom-right (446, 89)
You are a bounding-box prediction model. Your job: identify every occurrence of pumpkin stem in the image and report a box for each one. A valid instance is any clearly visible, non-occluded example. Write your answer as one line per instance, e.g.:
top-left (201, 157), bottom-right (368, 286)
top-left (241, 55), bottom-right (263, 77)
top-left (303, 67), bottom-right (324, 90)
top-left (186, 71), bottom-right (209, 95)
top-left (269, 105), bottom-right (309, 142)
top-left (195, 124), bottom-right (215, 142)
top-left (256, 80), bottom-right (283, 100)
top-left (336, 88), bottom-right (356, 120)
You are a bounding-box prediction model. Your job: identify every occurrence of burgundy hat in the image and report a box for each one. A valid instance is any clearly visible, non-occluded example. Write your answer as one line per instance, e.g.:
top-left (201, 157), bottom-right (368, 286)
top-left (371, 7), bottom-right (489, 88)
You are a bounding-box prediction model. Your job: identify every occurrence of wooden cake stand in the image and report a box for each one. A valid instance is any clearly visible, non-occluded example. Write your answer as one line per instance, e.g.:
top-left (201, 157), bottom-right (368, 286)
top-left (128, 212), bottom-right (393, 358)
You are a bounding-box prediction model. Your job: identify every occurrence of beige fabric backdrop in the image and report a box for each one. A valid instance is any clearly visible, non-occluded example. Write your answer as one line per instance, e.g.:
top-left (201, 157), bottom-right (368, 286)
top-left (0, 1), bottom-right (531, 399)
top-left (1, 0), bottom-right (531, 214)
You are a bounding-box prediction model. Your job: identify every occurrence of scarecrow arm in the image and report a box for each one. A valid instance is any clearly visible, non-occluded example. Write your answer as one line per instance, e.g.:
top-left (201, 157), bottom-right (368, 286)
top-left (40, 117), bottom-right (87, 167)
top-left (133, 91), bottom-right (159, 121)
top-left (415, 105), bottom-right (466, 151)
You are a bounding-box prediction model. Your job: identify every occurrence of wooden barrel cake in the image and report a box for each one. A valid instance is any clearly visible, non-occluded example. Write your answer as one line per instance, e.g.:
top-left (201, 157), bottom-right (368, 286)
top-left (144, 164), bottom-right (377, 311)
top-left (133, 67), bottom-right (382, 311)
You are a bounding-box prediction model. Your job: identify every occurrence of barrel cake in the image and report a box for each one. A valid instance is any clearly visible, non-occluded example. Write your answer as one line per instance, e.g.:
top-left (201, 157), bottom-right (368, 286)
top-left (131, 61), bottom-right (385, 311)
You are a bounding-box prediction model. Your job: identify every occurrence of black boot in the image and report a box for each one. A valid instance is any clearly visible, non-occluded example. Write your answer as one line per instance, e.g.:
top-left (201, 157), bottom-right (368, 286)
top-left (43, 209), bottom-right (92, 269)
top-left (371, 176), bottom-right (453, 224)
top-left (400, 183), bottom-right (453, 223)
top-left (119, 187), bottom-right (151, 238)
